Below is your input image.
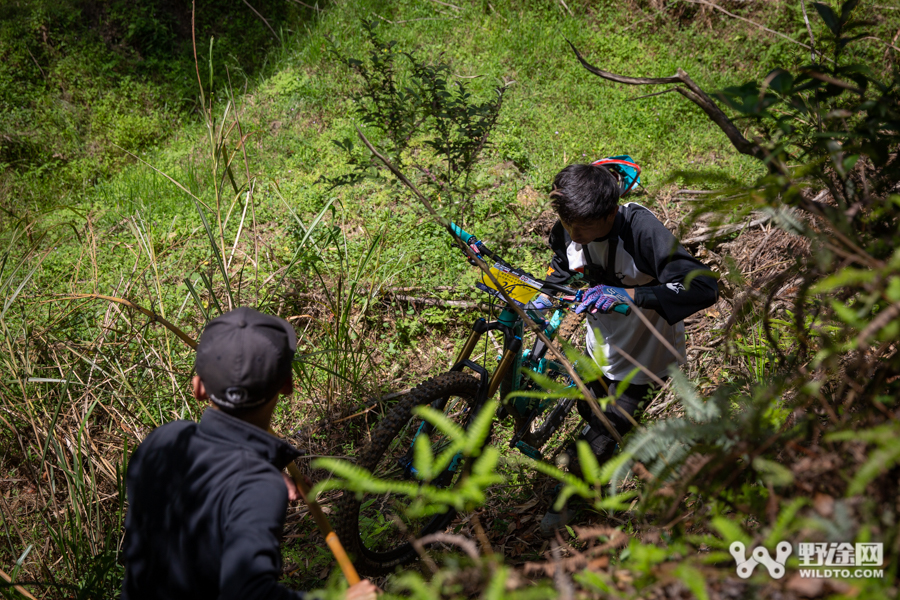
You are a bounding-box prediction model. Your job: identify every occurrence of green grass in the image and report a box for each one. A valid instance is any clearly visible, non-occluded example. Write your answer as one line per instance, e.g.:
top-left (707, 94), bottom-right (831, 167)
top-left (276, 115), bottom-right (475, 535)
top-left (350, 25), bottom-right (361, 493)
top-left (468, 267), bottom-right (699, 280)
top-left (3, 0), bottom-right (899, 596)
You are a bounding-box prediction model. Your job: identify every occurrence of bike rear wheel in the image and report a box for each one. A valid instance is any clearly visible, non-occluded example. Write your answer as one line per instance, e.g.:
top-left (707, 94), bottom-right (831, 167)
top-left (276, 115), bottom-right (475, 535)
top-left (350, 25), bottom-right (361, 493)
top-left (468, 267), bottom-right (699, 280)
top-left (334, 371), bottom-right (482, 575)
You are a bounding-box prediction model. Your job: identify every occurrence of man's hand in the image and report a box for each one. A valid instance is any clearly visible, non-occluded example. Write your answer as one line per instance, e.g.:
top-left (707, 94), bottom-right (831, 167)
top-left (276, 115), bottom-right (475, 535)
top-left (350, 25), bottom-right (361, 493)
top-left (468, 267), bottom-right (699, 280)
top-left (575, 285), bottom-right (631, 315)
top-left (346, 579), bottom-right (379, 600)
top-left (281, 472), bottom-right (299, 502)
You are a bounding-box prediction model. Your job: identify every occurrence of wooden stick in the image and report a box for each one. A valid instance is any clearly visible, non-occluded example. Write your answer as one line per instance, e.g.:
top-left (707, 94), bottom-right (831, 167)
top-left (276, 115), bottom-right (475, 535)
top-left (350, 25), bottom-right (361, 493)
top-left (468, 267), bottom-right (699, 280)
top-left (62, 294), bottom-right (198, 350)
top-left (0, 569), bottom-right (38, 600)
top-left (283, 460), bottom-right (361, 585)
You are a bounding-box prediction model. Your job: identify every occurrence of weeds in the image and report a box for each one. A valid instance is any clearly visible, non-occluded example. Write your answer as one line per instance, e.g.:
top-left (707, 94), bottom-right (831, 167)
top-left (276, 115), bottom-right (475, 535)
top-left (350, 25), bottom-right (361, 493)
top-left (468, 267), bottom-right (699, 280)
top-left (328, 20), bottom-right (507, 220)
top-left (3, 0), bottom-right (899, 598)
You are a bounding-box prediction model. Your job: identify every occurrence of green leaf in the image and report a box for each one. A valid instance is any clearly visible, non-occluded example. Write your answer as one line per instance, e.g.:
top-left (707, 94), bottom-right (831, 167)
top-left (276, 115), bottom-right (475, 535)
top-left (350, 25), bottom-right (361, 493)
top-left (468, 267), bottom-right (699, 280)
top-left (814, 2), bottom-right (840, 34)
top-left (767, 69), bottom-right (795, 94)
top-left (810, 267), bottom-right (875, 293)
top-left (576, 440), bottom-right (602, 485)
top-left (670, 369), bottom-right (719, 422)
top-left (522, 368), bottom-right (582, 395)
top-left (464, 399), bottom-right (498, 454)
top-left (840, 0), bottom-right (859, 23)
top-left (846, 444), bottom-right (900, 495)
top-left (599, 451), bottom-right (632, 486)
top-left (596, 490), bottom-right (638, 511)
top-left (886, 277), bottom-right (900, 302)
top-left (413, 405), bottom-right (466, 442)
top-left (752, 457), bottom-right (795, 488)
top-left (481, 565), bottom-right (509, 600)
top-left (830, 300), bottom-right (862, 328)
top-left (564, 333), bottom-right (607, 375)
top-left (413, 435), bottom-right (434, 481)
top-left (573, 569), bottom-right (613, 593)
top-left (827, 423), bottom-right (896, 444)
top-left (765, 497), bottom-right (808, 547)
top-left (711, 516), bottom-right (750, 547)
top-left (675, 564), bottom-right (709, 600)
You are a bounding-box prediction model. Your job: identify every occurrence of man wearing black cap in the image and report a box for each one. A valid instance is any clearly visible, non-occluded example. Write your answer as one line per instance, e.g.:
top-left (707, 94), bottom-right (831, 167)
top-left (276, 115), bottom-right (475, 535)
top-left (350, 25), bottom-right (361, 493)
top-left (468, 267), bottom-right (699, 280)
top-left (121, 307), bottom-right (377, 600)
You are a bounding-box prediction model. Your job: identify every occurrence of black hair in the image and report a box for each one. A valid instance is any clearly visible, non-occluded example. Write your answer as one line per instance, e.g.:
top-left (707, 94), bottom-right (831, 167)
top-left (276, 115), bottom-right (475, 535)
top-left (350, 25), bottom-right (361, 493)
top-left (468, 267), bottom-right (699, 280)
top-left (549, 163), bottom-right (621, 223)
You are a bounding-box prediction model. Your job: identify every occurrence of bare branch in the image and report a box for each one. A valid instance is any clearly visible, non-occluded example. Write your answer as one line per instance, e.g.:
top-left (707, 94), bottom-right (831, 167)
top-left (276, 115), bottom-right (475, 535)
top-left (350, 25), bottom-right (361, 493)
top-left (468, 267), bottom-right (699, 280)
top-left (799, 0), bottom-right (818, 62)
top-left (683, 0), bottom-right (831, 62)
top-left (627, 88), bottom-right (679, 102)
top-left (567, 41), bottom-right (768, 164)
top-left (242, 0), bottom-right (281, 42)
top-left (567, 41), bottom-right (681, 85)
top-left (682, 214), bottom-right (772, 245)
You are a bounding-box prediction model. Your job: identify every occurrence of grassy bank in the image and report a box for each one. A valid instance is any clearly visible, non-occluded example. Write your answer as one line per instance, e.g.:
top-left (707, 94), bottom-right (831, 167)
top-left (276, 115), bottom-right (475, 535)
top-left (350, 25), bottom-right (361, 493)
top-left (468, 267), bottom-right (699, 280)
top-left (2, 0), bottom-right (898, 597)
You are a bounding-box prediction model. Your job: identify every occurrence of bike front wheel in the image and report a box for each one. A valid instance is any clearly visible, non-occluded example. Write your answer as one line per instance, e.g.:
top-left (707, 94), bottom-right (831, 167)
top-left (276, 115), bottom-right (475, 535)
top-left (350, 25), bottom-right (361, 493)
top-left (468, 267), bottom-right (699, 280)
top-left (502, 311), bottom-right (586, 450)
top-left (334, 371), bottom-right (482, 575)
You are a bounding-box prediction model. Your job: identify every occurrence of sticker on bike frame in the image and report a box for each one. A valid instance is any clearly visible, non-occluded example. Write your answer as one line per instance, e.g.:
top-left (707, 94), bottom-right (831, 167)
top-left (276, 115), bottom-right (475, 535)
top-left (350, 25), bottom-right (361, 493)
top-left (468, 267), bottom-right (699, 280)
top-left (476, 263), bottom-right (541, 307)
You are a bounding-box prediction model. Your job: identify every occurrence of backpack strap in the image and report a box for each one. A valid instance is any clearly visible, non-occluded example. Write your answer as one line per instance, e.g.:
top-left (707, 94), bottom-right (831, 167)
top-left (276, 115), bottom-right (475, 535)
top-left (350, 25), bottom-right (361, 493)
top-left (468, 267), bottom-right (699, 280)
top-left (583, 231), bottom-right (624, 287)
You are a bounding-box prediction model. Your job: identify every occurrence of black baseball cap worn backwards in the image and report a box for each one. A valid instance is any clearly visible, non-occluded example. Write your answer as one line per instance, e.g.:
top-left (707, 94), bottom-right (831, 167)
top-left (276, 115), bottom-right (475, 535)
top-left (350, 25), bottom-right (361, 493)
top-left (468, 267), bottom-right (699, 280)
top-left (195, 307), bottom-right (297, 410)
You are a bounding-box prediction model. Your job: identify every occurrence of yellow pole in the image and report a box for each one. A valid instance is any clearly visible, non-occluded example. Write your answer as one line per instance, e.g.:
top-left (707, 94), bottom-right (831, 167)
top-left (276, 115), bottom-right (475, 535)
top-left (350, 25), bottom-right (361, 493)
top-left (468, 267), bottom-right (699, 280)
top-left (273, 432), bottom-right (361, 585)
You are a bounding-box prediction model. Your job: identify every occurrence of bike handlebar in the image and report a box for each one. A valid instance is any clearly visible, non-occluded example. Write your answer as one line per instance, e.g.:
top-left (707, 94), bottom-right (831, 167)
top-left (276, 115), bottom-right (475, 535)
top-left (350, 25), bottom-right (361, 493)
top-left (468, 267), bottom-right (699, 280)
top-left (449, 222), bottom-right (476, 245)
top-left (449, 221), bottom-right (632, 317)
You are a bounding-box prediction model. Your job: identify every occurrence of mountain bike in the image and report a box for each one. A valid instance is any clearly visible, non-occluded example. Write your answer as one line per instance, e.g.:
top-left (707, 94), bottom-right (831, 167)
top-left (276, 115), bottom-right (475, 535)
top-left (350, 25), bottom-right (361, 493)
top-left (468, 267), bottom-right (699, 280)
top-left (333, 222), bottom-right (631, 575)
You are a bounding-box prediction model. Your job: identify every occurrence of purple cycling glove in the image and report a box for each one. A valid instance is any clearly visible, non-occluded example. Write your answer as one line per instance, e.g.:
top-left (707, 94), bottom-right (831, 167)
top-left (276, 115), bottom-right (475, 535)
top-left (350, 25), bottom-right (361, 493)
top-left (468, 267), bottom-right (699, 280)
top-left (575, 285), bottom-right (631, 315)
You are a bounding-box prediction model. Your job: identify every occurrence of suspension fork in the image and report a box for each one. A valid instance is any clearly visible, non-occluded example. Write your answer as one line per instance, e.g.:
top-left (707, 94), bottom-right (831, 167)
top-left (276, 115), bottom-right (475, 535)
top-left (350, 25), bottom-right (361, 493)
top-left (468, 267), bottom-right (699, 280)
top-left (485, 308), bottom-right (522, 399)
top-left (446, 309), bottom-right (523, 417)
top-left (454, 318), bottom-right (489, 365)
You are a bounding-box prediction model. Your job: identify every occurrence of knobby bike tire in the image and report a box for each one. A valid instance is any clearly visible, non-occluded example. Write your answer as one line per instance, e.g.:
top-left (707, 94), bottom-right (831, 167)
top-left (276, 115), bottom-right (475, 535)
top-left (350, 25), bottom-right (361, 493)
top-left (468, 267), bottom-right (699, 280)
top-left (334, 371), bottom-right (482, 576)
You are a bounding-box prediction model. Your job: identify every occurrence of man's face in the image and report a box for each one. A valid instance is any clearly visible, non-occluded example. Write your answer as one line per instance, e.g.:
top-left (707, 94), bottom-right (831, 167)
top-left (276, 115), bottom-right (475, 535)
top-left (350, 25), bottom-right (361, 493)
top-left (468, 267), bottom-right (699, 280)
top-left (561, 210), bottom-right (617, 244)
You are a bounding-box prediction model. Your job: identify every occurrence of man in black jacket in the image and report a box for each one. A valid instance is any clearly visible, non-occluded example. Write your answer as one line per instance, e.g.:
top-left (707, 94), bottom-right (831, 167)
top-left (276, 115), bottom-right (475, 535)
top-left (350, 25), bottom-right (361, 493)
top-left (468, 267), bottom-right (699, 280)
top-left (122, 307), bottom-right (377, 600)
top-left (538, 161), bottom-right (718, 535)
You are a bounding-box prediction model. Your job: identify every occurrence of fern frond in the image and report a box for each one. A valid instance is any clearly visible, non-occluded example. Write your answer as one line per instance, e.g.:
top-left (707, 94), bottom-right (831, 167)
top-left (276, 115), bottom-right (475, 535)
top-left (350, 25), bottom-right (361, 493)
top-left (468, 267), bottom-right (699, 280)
top-left (670, 369), bottom-right (720, 423)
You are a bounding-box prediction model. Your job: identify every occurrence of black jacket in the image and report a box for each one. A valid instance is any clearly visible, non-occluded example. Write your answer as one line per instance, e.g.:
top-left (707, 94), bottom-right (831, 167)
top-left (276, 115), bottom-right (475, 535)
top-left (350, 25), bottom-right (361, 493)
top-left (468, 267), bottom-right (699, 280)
top-left (545, 203), bottom-right (718, 325)
top-left (122, 408), bottom-right (305, 600)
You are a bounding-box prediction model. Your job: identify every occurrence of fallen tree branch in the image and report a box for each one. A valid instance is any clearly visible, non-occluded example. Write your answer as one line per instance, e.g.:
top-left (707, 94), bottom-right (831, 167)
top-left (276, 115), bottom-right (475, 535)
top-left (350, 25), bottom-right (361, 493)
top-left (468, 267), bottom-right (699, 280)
top-left (391, 293), bottom-right (492, 311)
top-left (682, 213), bottom-right (772, 245)
top-left (290, 287), bottom-right (491, 310)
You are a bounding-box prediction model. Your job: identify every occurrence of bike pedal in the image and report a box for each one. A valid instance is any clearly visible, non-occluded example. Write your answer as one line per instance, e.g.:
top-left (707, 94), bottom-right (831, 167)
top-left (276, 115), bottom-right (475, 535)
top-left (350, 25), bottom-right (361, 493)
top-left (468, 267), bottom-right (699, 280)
top-left (515, 441), bottom-right (542, 460)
